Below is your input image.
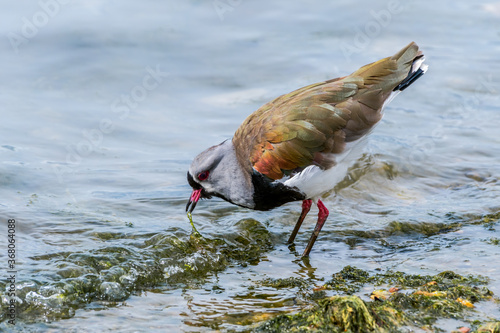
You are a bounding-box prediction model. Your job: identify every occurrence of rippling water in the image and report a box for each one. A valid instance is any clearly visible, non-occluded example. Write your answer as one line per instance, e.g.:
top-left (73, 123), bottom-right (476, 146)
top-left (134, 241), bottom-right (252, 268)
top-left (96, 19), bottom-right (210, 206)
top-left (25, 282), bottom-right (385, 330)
top-left (1, 0), bottom-right (500, 331)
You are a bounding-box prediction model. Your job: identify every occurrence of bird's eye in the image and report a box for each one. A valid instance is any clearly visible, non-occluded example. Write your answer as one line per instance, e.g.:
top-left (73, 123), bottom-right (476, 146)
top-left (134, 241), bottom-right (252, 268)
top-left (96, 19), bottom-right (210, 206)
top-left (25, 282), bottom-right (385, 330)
top-left (197, 171), bottom-right (209, 181)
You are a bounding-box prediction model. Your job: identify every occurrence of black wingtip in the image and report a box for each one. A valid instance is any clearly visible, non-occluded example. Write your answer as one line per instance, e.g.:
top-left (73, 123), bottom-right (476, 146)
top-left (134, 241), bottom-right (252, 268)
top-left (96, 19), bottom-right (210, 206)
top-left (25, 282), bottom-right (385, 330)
top-left (393, 54), bottom-right (428, 92)
top-left (394, 67), bottom-right (426, 92)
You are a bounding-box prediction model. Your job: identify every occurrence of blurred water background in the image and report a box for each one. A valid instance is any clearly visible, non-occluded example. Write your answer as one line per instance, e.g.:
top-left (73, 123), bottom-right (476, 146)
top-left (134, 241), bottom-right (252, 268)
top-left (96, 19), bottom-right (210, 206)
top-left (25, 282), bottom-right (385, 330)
top-left (1, 0), bottom-right (500, 331)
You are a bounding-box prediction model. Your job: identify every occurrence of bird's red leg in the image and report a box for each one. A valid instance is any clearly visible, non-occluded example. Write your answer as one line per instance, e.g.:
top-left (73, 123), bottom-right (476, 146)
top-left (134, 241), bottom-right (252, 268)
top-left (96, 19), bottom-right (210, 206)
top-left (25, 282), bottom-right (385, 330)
top-left (287, 199), bottom-right (312, 244)
top-left (302, 199), bottom-right (329, 257)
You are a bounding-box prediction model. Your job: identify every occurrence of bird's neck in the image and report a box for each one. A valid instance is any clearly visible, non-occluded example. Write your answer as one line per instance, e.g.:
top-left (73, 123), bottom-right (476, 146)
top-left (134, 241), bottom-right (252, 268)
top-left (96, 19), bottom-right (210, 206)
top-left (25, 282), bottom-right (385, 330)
top-left (215, 140), bottom-right (255, 208)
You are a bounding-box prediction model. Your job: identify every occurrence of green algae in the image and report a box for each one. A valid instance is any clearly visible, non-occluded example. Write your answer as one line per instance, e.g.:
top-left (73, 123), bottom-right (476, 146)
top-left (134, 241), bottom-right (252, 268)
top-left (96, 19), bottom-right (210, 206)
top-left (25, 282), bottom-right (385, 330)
top-left (1, 207), bottom-right (499, 328)
top-left (0, 219), bottom-right (273, 324)
top-left (260, 277), bottom-right (310, 289)
top-left (254, 266), bottom-right (498, 332)
top-left (325, 265), bottom-right (369, 294)
top-left (486, 238), bottom-right (500, 246)
top-left (335, 209), bottom-right (500, 243)
top-left (478, 322), bottom-right (500, 333)
top-left (448, 210), bottom-right (500, 229)
top-left (255, 296), bottom-right (384, 333)
top-left (254, 295), bottom-right (406, 333)
top-left (187, 211), bottom-right (203, 237)
top-left (478, 211), bottom-right (500, 225)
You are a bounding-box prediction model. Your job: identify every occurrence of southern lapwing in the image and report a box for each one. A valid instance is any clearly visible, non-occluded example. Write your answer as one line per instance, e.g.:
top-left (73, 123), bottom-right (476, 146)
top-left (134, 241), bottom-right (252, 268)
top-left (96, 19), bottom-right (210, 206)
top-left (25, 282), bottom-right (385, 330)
top-left (186, 42), bottom-right (427, 256)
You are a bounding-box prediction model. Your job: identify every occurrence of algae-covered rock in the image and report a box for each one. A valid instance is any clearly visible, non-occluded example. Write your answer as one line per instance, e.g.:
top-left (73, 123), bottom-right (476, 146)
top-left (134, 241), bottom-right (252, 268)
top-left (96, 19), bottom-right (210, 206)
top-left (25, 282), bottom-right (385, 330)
top-left (325, 265), bottom-right (369, 294)
top-left (321, 296), bottom-right (376, 332)
top-left (255, 295), bottom-right (403, 333)
top-left (478, 322), bottom-right (500, 333)
top-left (0, 219), bottom-right (274, 324)
top-left (255, 266), bottom-right (497, 332)
top-left (259, 277), bottom-right (310, 289)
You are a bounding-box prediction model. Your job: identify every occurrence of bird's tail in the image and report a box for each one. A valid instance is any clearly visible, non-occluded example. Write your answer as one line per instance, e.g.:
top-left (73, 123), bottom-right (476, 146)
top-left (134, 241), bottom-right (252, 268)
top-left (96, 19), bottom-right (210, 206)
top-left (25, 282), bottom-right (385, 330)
top-left (350, 41), bottom-right (428, 93)
top-left (393, 46), bottom-right (428, 92)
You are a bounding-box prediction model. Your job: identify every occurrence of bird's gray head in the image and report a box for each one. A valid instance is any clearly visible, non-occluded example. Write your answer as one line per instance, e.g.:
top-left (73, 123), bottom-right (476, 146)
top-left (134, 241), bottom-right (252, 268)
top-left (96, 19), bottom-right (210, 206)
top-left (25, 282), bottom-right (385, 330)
top-left (186, 139), bottom-right (254, 213)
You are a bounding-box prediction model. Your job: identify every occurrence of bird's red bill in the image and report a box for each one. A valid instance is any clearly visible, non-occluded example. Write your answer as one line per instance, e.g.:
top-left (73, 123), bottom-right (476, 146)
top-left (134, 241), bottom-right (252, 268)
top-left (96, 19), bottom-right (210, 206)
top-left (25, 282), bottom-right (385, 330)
top-left (186, 189), bottom-right (202, 213)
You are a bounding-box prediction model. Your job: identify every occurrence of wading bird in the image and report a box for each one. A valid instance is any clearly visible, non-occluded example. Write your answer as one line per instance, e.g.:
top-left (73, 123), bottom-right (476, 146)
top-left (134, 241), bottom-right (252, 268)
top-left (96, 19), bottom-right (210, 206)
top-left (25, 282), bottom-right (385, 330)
top-left (186, 42), bottom-right (427, 256)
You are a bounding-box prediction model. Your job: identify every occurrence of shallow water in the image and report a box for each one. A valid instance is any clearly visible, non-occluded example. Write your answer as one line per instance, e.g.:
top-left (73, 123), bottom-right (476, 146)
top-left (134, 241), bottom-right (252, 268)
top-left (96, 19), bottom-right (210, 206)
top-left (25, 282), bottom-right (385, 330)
top-left (1, 0), bottom-right (500, 332)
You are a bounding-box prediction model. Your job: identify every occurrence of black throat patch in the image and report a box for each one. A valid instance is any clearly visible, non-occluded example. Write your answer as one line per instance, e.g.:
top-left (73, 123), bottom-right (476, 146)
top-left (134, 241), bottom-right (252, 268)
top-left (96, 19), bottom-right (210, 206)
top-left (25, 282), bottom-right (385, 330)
top-left (251, 171), bottom-right (306, 211)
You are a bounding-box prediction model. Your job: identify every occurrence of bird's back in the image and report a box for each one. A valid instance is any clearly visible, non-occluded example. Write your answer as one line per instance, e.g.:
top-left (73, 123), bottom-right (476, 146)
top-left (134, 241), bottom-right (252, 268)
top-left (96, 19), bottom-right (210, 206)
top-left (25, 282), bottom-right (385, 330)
top-left (233, 42), bottom-right (425, 191)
